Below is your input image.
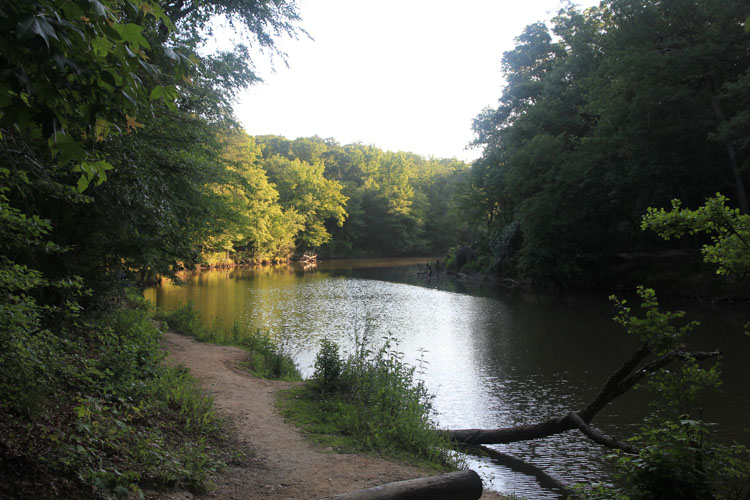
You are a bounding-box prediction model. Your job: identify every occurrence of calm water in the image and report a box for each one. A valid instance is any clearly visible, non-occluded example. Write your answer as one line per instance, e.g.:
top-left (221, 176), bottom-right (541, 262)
top-left (144, 258), bottom-right (750, 499)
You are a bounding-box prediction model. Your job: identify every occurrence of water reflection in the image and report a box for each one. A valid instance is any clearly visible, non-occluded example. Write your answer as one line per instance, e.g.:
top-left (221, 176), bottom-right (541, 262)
top-left (144, 259), bottom-right (750, 499)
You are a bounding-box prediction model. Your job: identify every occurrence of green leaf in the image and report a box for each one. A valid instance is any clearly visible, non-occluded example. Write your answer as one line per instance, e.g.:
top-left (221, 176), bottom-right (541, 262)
top-left (74, 160), bottom-right (113, 192)
top-left (75, 404), bottom-right (91, 418)
top-left (92, 36), bottom-right (112, 58)
top-left (117, 23), bottom-right (150, 51)
top-left (148, 3), bottom-right (174, 29)
top-left (52, 133), bottom-right (86, 164)
top-left (150, 85), bottom-right (178, 111)
top-left (17, 15), bottom-right (59, 48)
top-left (105, 69), bottom-right (124, 86)
top-left (61, 2), bottom-right (84, 20)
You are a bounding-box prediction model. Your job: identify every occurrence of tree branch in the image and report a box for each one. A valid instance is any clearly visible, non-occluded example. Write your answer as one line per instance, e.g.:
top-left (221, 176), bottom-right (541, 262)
top-left (444, 349), bottom-right (721, 448)
top-left (580, 342), bottom-right (651, 422)
top-left (566, 412), bottom-right (638, 454)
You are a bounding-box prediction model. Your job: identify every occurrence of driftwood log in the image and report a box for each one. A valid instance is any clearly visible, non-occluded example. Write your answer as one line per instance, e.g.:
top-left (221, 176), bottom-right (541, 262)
top-left (444, 345), bottom-right (721, 451)
top-left (301, 253), bottom-right (318, 263)
top-left (317, 470), bottom-right (482, 500)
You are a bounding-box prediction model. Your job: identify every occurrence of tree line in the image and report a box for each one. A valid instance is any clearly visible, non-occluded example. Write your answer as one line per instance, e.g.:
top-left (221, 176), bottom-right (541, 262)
top-left (74, 130), bottom-right (471, 278)
top-left (461, 0), bottom-right (750, 287)
top-left (252, 135), bottom-right (472, 259)
top-left (0, 1), bottom-right (475, 492)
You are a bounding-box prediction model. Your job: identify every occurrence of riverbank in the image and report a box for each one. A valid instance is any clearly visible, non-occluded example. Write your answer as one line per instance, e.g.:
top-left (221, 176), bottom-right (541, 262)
top-left (158, 331), bottom-right (507, 499)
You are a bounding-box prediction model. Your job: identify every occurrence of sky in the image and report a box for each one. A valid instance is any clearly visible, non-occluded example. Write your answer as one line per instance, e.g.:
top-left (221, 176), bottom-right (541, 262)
top-left (235, 0), bottom-right (594, 162)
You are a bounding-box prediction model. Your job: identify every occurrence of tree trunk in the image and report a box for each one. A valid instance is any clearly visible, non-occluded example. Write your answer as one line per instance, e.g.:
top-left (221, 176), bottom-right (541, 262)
top-left (462, 445), bottom-right (572, 496)
top-left (316, 470), bottom-right (483, 500)
top-left (444, 348), bottom-right (720, 449)
top-left (708, 84), bottom-right (749, 213)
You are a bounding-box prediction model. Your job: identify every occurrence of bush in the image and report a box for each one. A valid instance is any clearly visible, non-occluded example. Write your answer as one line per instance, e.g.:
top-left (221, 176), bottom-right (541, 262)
top-left (313, 338), bottom-right (343, 392)
top-left (444, 245), bottom-right (476, 271)
top-left (0, 297), bottom-right (227, 498)
top-left (281, 333), bottom-right (461, 469)
top-left (238, 328), bottom-right (301, 381)
top-left (158, 302), bottom-right (301, 381)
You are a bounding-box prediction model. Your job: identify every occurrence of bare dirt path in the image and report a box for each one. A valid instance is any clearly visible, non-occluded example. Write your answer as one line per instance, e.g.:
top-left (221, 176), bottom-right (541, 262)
top-left (158, 332), bottom-right (504, 500)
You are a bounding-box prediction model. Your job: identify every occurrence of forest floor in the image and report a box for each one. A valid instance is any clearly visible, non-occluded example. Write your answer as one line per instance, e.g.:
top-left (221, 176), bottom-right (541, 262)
top-left (156, 331), bottom-right (505, 500)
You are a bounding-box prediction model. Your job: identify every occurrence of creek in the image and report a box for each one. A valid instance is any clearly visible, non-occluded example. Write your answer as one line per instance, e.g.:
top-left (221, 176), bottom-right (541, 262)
top-left (144, 258), bottom-right (750, 499)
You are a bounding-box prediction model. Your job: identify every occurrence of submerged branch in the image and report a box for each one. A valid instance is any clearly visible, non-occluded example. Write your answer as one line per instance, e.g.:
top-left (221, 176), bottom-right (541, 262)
top-left (566, 411), bottom-right (638, 454)
top-left (463, 445), bottom-right (573, 497)
top-left (444, 349), bottom-right (721, 449)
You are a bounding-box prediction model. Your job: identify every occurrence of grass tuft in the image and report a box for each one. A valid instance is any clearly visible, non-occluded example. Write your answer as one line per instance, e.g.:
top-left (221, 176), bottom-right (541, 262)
top-left (157, 302), bottom-right (301, 381)
top-left (0, 295), bottom-right (227, 498)
top-left (278, 334), bottom-right (463, 471)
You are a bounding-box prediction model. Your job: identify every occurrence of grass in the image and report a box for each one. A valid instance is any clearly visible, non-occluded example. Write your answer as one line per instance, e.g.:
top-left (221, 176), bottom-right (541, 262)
top-left (277, 334), bottom-right (463, 471)
top-left (158, 303), bottom-right (462, 476)
top-left (0, 292), bottom-right (229, 499)
top-left (156, 301), bottom-right (301, 382)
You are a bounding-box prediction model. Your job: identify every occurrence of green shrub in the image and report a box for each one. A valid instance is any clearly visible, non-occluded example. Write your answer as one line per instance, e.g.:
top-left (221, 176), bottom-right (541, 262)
top-left (159, 303), bottom-right (301, 381)
top-left (0, 298), bottom-right (227, 498)
top-left (281, 333), bottom-right (461, 469)
top-left (313, 338), bottom-right (343, 392)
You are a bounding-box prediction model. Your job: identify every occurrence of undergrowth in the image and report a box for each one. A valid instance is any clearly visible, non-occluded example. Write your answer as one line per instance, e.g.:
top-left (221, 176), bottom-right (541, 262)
top-left (157, 302), bottom-right (301, 381)
top-left (277, 334), bottom-right (462, 471)
top-left (0, 291), bottom-right (227, 499)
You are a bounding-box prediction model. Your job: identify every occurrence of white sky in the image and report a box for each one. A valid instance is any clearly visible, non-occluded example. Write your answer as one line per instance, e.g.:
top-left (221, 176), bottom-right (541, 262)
top-left (236, 0), bottom-right (595, 162)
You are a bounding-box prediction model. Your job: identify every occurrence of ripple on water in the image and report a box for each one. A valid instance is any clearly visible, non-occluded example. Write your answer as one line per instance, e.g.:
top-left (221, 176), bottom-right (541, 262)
top-left (145, 264), bottom-right (750, 500)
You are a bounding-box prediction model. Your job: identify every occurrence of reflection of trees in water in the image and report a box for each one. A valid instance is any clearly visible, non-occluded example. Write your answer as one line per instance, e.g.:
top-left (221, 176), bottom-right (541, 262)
top-left (143, 262), bottom-right (750, 499)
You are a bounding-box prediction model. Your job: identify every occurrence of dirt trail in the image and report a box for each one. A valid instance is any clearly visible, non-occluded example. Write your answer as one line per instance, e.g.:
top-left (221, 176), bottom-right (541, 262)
top-left (159, 332), bottom-right (504, 500)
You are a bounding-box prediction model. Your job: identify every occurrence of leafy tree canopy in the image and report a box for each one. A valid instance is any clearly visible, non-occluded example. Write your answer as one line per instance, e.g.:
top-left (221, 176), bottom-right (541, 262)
top-left (467, 0), bottom-right (750, 285)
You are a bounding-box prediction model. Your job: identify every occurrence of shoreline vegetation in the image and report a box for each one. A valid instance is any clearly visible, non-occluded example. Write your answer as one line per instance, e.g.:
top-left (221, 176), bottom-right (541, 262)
top-left (157, 303), bottom-right (462, 472)
top-left (0, 293), bottom-right (484, 499)
top-left (3, 0), bottom-right (749, 499)
top-left (0, 293), bottom-right (229, 499)
top-left (154, 281), bottom-right (750, 500)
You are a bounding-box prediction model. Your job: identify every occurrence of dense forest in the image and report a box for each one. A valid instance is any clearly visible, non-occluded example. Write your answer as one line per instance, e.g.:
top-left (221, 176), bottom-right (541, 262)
top-left (1, 0), bottom-right (750, 497)
top-left (460, 0), bottom-right (750, 288)
top-left (206, 134), bottom-right (471, 264)
top-left (0, 0), bottom-right (473, 495)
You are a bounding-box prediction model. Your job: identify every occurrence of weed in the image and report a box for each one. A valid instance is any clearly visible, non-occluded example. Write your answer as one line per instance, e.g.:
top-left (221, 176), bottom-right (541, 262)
top-left (0, 297), bottom-right (227, 498)
top-left (280, 334), bottom-right (463, 470)
top-left (313, 338), bottom-right (343, 393)
top-left (157, 302), bottom-right (301, 381)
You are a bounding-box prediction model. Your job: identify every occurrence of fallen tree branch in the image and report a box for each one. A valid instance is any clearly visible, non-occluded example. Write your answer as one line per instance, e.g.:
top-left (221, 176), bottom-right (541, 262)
top-left (566, 412), bottom-right (638, 454)
top-left (316, 470), bottom-right (482, 500)
top-left (444, 349), bottom-right (721, 449)
top-left (443, 416), bottom-right (572, 446)
top-left (463, 445), bottom-right (573, 497)
top-left (579, 342), bottom-right (651, 421)
top-left (618, 350), bottom-right (721, 397)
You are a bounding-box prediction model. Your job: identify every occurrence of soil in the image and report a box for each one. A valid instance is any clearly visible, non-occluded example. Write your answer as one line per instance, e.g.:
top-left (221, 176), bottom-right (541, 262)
top-left (157, 331), bottom-right (505, 500)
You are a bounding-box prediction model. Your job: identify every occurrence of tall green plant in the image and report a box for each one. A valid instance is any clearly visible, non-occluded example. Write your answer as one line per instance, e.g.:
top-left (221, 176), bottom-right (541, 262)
top-left (313, 338), bottom-right (343, 393)
top-left (293, 334), bottom-right (460, 468)
top-left (643, 193), bottom-right (750, 277)
top-left (574, 287), bottom-right (750, 499)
